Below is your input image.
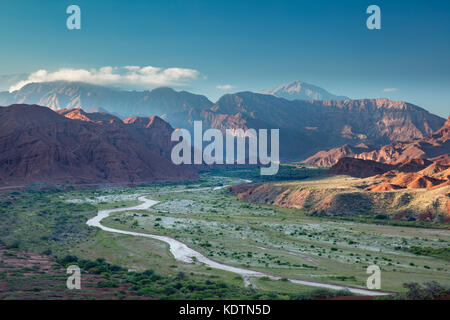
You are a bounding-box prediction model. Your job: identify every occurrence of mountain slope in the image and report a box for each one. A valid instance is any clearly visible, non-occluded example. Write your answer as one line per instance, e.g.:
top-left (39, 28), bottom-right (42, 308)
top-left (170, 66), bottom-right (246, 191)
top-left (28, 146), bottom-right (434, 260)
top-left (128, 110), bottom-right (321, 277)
top-left (262, 80), bottom-right (349, 100)
top-left (203, 93), bottom-right (445, 158)
top-left (305, 116), bottom-right (450, 166)
top-left (0, 105), bottom-right (197, 187)
top-left (304, 143), bottom-right (376, 167)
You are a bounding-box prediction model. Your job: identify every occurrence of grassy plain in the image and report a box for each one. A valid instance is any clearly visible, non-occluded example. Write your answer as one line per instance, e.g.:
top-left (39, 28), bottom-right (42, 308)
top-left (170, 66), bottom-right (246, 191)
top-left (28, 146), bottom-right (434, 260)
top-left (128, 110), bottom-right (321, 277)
top-left (1, 168), bottom-right (449, 297)
top-left (100, 177), bottom-right (449, 293)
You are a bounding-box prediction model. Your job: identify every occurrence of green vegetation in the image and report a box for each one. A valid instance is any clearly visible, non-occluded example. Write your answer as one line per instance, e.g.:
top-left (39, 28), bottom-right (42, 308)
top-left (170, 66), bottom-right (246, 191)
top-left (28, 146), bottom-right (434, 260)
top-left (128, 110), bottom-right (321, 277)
top-left (404, 246), bottom-right (450, 261)
top-left (58, 254), bottom-right (355, 300)
top-left (1, 171), bottom-right (449, 298)
top-left (100, 175), bottom-right (449, 293)
top-left (201, 164), bottom-right (326, 183)
top-left (325, 215), bottom-right (449, 230)
top-left (0, 189), bottom-right (96, 255)
top-left (394, 282), bottom-right (450, 300)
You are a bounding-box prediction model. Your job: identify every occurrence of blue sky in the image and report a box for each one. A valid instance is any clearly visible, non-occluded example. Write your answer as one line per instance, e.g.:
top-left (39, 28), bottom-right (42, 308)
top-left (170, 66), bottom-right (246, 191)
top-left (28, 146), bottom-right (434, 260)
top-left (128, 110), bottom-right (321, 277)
top-left (0, 0), bottom-right (449, 117)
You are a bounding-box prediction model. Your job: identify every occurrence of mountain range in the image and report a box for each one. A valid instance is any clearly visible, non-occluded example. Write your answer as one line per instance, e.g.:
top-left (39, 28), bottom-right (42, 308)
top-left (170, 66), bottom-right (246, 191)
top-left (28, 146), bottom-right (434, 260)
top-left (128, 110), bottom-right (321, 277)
top-left (306, 116), bottom-right (450, 166)
top-left (0, 81), bottom-right (213, 126)
top-left (0, 81), bottom-right (446, 159)
top-left (0, 105), bottom-right (197, 187)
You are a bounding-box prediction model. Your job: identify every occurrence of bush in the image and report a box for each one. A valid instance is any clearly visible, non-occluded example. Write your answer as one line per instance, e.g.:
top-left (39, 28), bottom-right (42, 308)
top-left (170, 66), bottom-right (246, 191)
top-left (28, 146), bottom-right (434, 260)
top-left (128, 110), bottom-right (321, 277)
top-left (58, 255), bottom-right (79, 265)
top-left (175, 272), bottom-right (186, 280)
top-left (398, 282), bottom-right (450, 300)
top-left (96, 280), bottom-right (120, 288)
top-left (406, 246), bottom-right (450, 261)
top-left (41, 249), bottom-right (52, 256)
top-left (8, 241), bottom-right (21, 249)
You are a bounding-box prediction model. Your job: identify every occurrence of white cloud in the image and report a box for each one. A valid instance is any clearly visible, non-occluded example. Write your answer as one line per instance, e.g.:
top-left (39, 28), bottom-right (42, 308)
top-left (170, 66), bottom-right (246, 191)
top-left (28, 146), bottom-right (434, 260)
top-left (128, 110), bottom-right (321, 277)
top-left (216, 84), bottom-right (236, 90)
top-left (9, 66), bottom-right (201, 92)
top-left (383, 88), bottom-right (399, 92)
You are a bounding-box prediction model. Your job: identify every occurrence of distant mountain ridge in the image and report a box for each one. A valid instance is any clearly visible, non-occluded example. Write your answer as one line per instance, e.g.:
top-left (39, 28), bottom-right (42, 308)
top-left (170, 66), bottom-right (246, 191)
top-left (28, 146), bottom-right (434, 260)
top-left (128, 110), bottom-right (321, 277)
top-left (0, 81), bottom-right (445, 159)
top-left (0, 81), bottom-right (214, 127)
top-left (262, 80), bottom-right (349, 101)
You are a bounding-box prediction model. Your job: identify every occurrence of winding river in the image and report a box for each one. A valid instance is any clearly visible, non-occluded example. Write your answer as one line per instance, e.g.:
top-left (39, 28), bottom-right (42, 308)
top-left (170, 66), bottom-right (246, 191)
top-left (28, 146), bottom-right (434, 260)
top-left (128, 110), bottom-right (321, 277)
top-left (86, 188), bottom-right (390, 296)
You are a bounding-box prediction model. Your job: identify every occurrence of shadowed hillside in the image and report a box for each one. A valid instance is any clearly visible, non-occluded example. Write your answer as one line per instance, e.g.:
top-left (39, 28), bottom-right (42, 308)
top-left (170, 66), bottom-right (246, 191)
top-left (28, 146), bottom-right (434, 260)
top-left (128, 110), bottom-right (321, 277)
top-left (0, 104), bottom-right (197, 187)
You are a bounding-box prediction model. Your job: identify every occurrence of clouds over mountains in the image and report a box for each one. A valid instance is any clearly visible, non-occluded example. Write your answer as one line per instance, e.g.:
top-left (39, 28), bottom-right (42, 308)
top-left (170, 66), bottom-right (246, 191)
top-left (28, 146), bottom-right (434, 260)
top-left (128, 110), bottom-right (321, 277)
top-left (8, 66), bottom-right (201, 92)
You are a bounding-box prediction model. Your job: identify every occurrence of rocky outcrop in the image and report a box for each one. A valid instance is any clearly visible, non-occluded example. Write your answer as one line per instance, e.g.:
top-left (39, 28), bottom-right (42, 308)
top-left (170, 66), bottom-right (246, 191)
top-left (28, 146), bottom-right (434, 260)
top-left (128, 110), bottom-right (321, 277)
top-left (327, 158), bottom-right (396, 178)
top-left (328, 157), bottom-right (449, 190)
top-left (304, 144), bottom-right (376, 167)
top-left (374, 172), bottom-right (445, 190)
top-left (364, 182), bottom-right (404, 192)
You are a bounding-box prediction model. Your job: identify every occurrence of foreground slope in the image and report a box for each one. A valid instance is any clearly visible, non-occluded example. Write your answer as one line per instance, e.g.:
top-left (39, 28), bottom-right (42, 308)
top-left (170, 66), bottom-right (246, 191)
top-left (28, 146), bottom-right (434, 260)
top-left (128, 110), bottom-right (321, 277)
top-left (229, 175), bottom-right (449, 221)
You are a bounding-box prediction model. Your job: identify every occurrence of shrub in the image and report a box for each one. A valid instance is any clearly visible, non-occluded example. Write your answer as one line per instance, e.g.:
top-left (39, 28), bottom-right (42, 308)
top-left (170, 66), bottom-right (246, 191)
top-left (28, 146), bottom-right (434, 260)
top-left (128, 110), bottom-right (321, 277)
top-left (96, 280), bottom-right (120, 288)
top-left (58, 255), bottom-right (79, 265)
top-left (398, 282), bottom-right (450, 300)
